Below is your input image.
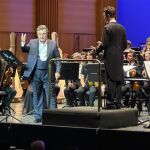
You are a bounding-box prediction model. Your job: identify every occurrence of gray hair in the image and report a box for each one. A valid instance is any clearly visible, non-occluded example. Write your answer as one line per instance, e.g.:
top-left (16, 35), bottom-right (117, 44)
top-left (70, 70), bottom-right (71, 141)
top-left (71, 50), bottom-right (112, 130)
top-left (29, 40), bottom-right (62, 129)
top-left (37, 25), bottom-right (48, 33)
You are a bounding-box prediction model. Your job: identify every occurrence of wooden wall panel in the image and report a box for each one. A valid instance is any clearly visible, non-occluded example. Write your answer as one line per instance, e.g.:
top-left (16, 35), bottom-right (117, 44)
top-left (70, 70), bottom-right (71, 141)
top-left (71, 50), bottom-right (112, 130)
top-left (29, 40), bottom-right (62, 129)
top-left (0, 33), bottom-right (10, 50)
top-left (0, 0), bottom-right (36, 62)
top-left (58, 33), bottom-right (97, 54)
top-left (58, 34), bottom-right (75, 55)
top-left (36, 0), bottom-right (58, 37)
top-left (58, 0), bottom-right (97, 53)
top-left (79, 34), bottom-right (97, 51)
top-left (58, 0), bottom-right (116, 54)
top-left (58, 0), bottom-right (96, 34)
top-left (58, 33), bottom-right (96, 56)
top-left (0, 0), bottom-right (116, 60)
top-left (0, 0), bottom-right (36, 32)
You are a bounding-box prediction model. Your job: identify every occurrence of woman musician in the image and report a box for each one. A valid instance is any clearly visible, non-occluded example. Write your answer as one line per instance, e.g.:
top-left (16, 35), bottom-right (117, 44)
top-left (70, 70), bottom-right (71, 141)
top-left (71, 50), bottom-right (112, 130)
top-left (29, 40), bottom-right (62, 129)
top-left (141, 37), bottom-right (150, 58)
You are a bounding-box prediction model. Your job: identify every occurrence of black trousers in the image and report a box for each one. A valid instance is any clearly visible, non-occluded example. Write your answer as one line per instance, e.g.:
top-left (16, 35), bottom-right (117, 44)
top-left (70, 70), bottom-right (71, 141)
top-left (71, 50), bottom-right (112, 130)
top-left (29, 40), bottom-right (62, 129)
top-left (106, 78), bottom-right (122, 103)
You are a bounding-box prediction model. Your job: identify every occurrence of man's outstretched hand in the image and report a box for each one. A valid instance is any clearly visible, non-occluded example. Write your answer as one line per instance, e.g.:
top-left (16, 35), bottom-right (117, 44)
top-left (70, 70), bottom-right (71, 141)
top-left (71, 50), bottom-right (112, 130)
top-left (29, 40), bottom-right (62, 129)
top-left (21, 33), bottom-right (26, 43)
top-left (90, 41), bottom-right (102, 52)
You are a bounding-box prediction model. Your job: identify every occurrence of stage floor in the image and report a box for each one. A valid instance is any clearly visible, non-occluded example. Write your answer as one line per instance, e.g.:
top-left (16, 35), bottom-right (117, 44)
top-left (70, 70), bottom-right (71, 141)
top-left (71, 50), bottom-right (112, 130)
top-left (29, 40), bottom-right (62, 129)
top-left (0, 100), bottom-right (150, 132)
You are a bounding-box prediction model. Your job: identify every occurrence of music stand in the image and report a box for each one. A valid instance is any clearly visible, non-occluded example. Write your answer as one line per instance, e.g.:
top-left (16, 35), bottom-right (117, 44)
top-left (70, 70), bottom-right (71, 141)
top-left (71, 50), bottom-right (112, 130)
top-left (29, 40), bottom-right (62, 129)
top-left (48, 58), bottom-right (102, 111)
top-left (86, 63), bottom-right (106, 83)
top-left (0, 50), bottom-right (23, 123)
top-left (0, 50), bottom-right (23, 68)
top-left (59, 62), bottom-right (79, 108)
top-left (60, 62), bottom-right (79, 80)
top-left (134, 53), bottom-right (144, 69)
top-left (86, 63), bottom-right (106, 107)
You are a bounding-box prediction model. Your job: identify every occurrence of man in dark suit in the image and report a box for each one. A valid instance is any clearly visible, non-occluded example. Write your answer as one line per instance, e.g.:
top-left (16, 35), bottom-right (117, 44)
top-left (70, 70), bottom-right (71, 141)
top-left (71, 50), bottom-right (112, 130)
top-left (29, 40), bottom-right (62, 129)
top-left (96, 6), bottom-right (127, 109)
top-left (21, 25), bottom-right (61, 123)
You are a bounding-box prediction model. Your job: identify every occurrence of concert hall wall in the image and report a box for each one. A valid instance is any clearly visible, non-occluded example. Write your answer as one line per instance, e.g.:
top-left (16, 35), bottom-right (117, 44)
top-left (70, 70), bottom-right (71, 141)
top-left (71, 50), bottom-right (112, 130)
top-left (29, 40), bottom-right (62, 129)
top-left (117, 0), bottom-right (150, 47)
top-left (0, 0), bottom-right (116, 62)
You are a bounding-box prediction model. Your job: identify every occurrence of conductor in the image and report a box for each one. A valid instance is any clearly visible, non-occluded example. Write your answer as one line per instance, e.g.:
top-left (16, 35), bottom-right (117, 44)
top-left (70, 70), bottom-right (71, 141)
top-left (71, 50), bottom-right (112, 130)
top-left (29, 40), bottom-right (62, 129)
top-left (93, 6), bottom-right (127, 109)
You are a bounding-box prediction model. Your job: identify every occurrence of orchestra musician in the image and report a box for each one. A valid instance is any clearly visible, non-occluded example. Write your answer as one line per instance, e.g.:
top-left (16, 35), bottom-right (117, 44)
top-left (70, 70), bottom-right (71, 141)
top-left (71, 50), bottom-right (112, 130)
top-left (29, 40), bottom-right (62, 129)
top-left (122, 49), bottom-right (138, 107)
top-left (0, 58), bottom-right (16, 115)
top-left (142, 51), bottom-right (150, 128)
top-left (136, 51), bottom-right (150, 106)
top-left (141, 37), bottom-right (150, 58)
top-left (123, 49), bottom-right (146, 110)
top-left (63, 52), bottom-right (82, 107)
top-left (76, 51), bottom-right (97, 107)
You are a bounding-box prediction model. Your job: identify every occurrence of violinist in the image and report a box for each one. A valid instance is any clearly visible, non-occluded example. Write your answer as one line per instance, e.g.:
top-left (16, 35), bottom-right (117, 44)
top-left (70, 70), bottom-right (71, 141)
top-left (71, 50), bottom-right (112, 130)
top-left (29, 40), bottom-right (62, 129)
top-left (122, 49), bottom-right (137, 107)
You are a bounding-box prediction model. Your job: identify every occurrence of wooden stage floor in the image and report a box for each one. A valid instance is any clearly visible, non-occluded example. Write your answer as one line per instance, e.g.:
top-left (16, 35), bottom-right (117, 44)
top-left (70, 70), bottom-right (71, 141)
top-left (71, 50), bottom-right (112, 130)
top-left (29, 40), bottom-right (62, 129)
top-left (0, 99), bottom-right (150, 132)
top-left (1, 100), bottom-right (150, 150)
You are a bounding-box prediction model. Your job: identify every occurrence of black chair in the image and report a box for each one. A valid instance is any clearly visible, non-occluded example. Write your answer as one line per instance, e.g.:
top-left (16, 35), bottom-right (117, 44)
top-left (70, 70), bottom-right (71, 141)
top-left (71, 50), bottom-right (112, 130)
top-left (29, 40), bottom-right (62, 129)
top-left (0, 91), bottom-right (7, 115)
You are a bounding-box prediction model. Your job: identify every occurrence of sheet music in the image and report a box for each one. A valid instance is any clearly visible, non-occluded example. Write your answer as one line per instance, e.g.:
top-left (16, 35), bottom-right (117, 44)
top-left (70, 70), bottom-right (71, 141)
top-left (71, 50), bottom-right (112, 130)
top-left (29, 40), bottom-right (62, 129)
top-left (144, 61), bottom-right (150, 79)
top-left (123, 65), bottom-right (136, 72)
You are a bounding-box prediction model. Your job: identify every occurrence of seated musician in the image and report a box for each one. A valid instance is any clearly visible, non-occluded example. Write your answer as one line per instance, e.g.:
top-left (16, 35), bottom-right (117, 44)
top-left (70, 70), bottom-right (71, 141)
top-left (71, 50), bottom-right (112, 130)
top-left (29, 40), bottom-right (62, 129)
top-left (123, 40), bottom-right (132, 63)
top-left (136, 51), bottom-right (150, 106)
top-left (76, 51), bottom-right (97, 107)
top-left (141, 37), bottom-right (150, 58)
top-left (0, 59), bottom-right (16, 114)
top-left (124, 40), bottom-right (132, 53)
top-left (122, 49), bottom-right (138, 107)
top-left (63, 52), bottom-right (82, 107)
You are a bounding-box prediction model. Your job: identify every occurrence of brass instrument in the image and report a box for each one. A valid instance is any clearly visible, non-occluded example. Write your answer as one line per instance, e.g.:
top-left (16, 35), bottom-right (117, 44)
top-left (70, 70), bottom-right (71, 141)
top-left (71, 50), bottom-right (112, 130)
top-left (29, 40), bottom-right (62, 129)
top-left (129, 69), bottom-right (136, 77)
top-left (129, 69), bottom-right (140, 91)
top-left (132, 81), bottom-right (140, 91)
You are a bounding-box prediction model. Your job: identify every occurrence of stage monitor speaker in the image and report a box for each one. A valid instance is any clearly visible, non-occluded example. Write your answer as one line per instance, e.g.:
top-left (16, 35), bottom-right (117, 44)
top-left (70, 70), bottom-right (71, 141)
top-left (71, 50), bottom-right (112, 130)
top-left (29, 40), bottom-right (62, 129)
top-left (42, 107), bottom-right (138, 129)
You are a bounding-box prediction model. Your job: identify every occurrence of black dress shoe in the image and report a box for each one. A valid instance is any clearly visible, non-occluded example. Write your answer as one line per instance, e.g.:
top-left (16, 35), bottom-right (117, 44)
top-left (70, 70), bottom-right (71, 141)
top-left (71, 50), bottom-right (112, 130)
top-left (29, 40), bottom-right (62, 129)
top-left (103, 104), bottom-right (116, 110)
top-left (34, 118), bottom-right (42, 123)
top-left (115, 103), bottom-right (122, 109)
